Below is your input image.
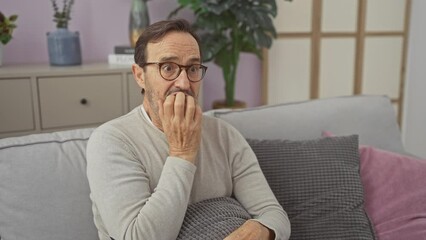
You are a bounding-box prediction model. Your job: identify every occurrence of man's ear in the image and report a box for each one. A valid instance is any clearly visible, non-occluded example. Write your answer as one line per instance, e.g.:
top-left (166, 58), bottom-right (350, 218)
top-left (132, 63), bottom-right (145, 89)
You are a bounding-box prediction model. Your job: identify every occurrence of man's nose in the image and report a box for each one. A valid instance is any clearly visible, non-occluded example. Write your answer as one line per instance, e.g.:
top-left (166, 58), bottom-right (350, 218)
top-left (173, 69), bottom-right (191, 90)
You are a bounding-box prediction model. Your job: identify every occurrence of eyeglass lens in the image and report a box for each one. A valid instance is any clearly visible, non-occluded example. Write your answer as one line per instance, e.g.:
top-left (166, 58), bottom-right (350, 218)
top-left (160, 62), bottom-right (205, 81)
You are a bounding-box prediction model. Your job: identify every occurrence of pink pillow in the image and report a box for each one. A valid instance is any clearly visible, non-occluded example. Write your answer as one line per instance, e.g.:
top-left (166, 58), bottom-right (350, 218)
top-left (360, 146), bottom-right (426, 240)
top-left (322, 131), bottom-right (426, 239)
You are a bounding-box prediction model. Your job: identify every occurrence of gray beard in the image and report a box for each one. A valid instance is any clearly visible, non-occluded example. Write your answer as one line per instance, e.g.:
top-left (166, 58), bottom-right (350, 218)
top-left (144, 89), bottom-right (161, 128)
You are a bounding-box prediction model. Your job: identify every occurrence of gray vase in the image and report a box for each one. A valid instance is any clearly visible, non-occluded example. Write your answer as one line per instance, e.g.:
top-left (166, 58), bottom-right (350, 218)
top-left (129, 0), bottom-right (150, 48)
top-left (47, 28), bottom-right (82, 66)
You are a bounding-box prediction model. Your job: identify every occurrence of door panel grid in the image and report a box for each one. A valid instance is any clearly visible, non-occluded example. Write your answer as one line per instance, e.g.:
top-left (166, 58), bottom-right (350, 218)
top-left (263, 0), bottom-right (411, 124)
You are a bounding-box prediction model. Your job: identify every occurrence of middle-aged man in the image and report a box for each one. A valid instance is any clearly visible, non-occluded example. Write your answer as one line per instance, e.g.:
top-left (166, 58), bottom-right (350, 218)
top-left (86, 19), bottom-right (291, 240)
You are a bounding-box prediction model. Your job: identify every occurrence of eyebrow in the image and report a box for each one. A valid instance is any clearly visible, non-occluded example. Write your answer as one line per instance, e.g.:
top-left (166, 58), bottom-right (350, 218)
top-left (158, 56), bottom-right (201, 64)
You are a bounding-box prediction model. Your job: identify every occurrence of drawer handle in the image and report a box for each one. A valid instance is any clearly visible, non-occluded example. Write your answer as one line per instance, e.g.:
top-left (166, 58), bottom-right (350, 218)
top-left (80, 98), bottom-right (88, 105)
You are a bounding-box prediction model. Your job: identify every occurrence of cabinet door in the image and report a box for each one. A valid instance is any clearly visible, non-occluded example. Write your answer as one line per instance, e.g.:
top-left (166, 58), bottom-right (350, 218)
top-left (0, 79), bottom-right (34, 133)
top-left (38, 74), bottom-right (124, 129)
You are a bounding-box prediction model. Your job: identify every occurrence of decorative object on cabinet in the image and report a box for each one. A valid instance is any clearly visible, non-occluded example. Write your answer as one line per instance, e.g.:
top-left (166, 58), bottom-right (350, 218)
top-left (47, 0), bottom-right (82, 66)
top-left (170, 0), bottom-right (292, 108)
top-left (212, 99), bottom-right (246, 110)
top-left (108, 53), bottom-right (134, 66)
top-left (0, 11), bottom-right (18, 66)
top-left (129, 0), bottom-right (150, 48)
top-left (0, 12), bottom-right (18, 45)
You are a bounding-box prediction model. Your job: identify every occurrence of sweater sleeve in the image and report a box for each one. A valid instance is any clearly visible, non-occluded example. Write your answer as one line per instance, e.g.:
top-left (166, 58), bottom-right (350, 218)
top-left (86, 127), bottom-right (196, 240)
top-left (226, 126), bottom-right (291, 240)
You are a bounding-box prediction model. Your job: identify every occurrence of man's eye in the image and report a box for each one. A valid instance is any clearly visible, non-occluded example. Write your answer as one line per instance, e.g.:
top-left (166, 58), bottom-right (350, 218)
top-left (162, 63), bottom-right (175, 72)
top-left (189, 65), bottom-right (198, 73)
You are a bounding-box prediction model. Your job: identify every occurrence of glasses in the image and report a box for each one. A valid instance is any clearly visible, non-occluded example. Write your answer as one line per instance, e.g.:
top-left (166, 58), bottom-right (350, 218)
top-left (141, 62), bottom-right (208, 82)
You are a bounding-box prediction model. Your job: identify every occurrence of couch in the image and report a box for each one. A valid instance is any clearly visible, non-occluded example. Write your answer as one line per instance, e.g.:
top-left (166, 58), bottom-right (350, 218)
top-left (1, 95), bottom-right (425, 240)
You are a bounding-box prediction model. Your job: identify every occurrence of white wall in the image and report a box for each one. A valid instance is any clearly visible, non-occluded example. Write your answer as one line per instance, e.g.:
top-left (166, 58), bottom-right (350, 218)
top-left (403, 0), bottom-right (426, 158)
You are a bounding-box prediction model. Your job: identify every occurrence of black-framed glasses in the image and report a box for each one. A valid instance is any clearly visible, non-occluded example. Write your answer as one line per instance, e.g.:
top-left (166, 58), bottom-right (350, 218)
top-left (141, 62), bottom-right (208, 82)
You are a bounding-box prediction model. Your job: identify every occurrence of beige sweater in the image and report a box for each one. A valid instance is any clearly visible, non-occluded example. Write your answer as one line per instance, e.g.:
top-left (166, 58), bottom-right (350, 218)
top-left (86, 107), bottom-right (290, 240)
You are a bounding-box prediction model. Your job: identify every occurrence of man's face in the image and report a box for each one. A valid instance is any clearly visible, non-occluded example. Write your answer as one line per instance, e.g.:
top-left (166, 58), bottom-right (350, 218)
top-left (133, 31), bottom-right (202, 125)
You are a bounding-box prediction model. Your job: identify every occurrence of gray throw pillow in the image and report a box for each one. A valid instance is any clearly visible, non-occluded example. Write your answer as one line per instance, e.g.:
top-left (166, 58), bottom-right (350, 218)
top-left (247, 135), bottom-right (376, 240)
top-left (177, 197), bottom-right (250, 240)
top-left (0, 128), bottom-right (98, 240)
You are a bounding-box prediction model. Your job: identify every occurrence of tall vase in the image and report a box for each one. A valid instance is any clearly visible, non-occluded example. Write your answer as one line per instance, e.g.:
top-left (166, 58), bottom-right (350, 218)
top-left (129, 0), bottom-right (150, 48)
top-left (47, 28), bottom-right (82, 66)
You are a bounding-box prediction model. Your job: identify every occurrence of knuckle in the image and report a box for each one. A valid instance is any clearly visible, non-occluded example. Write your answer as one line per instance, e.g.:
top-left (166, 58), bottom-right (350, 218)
top-left (175, 101), bottom-right (185, 108)
top-left (187, 104), bottom-right (196, 112)
top-left (164, 101), bottom-right (173, 108)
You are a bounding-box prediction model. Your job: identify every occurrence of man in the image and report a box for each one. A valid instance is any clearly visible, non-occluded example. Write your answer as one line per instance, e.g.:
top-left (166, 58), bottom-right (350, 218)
top-left (86, 19), bottom-right (290, 240)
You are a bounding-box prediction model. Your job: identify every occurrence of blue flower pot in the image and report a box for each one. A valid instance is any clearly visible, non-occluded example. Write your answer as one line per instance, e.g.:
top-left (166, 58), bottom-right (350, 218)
top-left (47, 28), bottom-right (82, 66)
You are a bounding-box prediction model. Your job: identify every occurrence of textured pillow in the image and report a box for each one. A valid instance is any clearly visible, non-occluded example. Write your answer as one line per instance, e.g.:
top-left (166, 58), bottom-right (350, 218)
top-left (177, 197), bottom-right (250, 240)
top-left (247, 135), bottom-right (376, 240)
top-left (360, 146), bottom-right (426, 240)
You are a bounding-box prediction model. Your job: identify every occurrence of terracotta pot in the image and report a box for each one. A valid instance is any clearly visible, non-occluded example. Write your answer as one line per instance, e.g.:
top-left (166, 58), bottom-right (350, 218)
top-left (212, 99), bottom-right (247, 109)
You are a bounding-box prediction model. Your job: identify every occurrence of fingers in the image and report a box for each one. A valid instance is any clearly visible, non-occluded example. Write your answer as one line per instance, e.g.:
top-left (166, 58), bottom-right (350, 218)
top-left (174, 92), bottom-right (186, 121)
top-left (161, 92), bottom-right (201, 123)
top-left (185, 95), bottom-right (196, 123)
top-left (194, 104), bottom-right (202, 124)
top-left (223, 220), bottom-right (270, 240)
top-left (162, 94), bottom-right (175, 121)
top-left (158, 92), bottom-right (202, 164)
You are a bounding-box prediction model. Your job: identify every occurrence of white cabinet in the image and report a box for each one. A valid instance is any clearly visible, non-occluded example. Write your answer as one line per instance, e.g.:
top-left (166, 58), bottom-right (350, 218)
top-left (0, 78), bottom-right (34, 133)
top-left (0, 63), bottom-right (140, 138)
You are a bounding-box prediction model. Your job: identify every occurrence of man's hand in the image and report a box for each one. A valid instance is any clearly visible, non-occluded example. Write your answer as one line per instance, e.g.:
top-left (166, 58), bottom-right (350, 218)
top-left (224, 220), bottom-right (275, 240)
top-left (158, 92), bottom-right (202, 164)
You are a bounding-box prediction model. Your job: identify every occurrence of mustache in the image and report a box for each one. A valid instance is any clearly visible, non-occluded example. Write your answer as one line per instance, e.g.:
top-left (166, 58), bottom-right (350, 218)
top-left (166, 89), bottom-right (196, 98)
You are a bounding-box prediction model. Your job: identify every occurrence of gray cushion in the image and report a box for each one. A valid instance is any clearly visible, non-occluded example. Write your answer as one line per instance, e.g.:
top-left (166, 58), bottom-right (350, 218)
top-left (247, 135), bottom-right (376, 240)
top-left (177, 197), bottom-right (250, 240)
top-left (214, 95), bottom-right (405, 154)
top-left (0, 128), bottom-right (98, 240)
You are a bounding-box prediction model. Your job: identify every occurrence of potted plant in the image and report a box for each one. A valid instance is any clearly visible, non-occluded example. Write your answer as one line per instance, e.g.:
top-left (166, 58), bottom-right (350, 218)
top-left (170, 0), bottom-right (292, 108)
top-left (0, 11), bottom-right (18, 66)
top-left (47, 0), bottom-right (82, 66)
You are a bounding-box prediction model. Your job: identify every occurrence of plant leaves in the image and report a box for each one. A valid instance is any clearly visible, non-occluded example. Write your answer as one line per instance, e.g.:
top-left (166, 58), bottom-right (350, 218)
top-left (173, 0), bottom-right (281, 59)
top-left (9, 15), bottom-right (18, 22)
top-left (168, 6), bottom-right (185, 19)
top-left (199, 32), bottom-right (228, 62)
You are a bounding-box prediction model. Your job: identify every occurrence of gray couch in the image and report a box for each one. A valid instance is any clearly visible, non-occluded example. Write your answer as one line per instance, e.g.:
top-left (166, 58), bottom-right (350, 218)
top-left (0, 95), bottom-right (408, 240)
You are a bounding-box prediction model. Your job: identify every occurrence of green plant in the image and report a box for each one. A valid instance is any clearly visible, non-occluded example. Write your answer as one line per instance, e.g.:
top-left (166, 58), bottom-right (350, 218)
top-left (0, 12), bottom-right (18, 45)
top-left (170, 0), bottom-right (292, 107)
top-left (51, 0), bottom-right (75, 28)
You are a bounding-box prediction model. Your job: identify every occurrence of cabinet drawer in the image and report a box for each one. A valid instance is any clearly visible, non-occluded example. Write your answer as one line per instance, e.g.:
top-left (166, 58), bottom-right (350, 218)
top-left (0, 78), bottom-right (34, 133)
top-left (38, 75), bottom-right (124, 129)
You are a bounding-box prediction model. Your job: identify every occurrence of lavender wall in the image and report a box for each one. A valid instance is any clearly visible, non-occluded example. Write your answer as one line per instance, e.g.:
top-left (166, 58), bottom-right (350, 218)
top-left (1, 0), bottom-right (261, 110)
